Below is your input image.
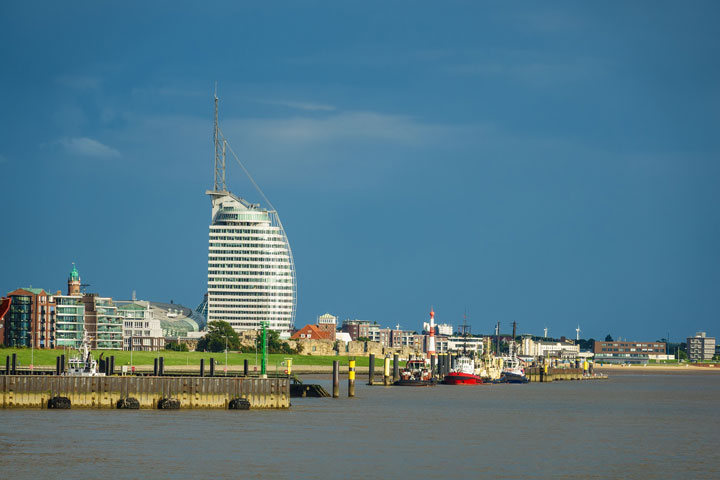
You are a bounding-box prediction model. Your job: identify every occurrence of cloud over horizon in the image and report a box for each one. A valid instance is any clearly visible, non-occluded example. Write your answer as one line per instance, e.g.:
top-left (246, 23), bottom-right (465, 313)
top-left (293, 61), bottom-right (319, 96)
top-left (58, 137), bottom-right (121, 159)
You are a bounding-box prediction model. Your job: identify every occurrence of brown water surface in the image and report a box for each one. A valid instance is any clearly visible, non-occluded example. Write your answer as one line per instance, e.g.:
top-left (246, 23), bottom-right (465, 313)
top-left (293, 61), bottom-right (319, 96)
top-left (0, 373), bottom-right (718, 479)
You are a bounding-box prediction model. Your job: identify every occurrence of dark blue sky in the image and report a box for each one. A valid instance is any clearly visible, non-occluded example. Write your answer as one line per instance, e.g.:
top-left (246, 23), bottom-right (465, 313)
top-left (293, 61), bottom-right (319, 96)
top-left (2, 1), bottom-right (719, 341)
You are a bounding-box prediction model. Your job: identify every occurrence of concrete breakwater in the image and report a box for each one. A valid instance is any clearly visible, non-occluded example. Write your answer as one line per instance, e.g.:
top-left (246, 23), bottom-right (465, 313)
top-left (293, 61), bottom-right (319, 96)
top-left (0, 375), bottom-right (289, 409)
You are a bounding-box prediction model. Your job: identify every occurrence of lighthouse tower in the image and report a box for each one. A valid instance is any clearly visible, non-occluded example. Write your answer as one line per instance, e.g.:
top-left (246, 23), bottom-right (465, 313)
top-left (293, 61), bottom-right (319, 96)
top-left (68, 263), bottom-right (81, 296)
top-left (427, 308), bottom-right (436, 357)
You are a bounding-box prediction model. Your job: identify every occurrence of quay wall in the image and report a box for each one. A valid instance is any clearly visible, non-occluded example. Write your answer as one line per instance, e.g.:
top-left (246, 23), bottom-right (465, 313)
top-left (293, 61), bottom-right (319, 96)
top-left (525, 367), bottom-right (607, 382)
top-left (0, 375), bottom-right (289, 409)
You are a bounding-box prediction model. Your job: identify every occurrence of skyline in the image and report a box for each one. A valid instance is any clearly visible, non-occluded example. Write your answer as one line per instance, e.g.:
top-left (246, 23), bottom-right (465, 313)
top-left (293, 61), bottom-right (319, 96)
top-left (1, 2), bottom-right (719, 341)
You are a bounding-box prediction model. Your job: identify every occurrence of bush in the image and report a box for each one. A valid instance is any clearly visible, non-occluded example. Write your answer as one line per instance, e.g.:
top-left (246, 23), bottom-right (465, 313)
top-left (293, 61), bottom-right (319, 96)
top-left (165, 342), bottom-right (189, 352)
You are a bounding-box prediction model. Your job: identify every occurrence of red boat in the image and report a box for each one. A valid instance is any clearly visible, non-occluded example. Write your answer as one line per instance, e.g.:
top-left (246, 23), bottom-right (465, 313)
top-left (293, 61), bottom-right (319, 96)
top-left (442, 355), bottom-right (484, 385)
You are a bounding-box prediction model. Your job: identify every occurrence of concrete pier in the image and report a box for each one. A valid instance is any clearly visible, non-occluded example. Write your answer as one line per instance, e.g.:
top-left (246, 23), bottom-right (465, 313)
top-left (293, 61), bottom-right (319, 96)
top-left (525, 367), bottom-right (607, 382)
top-left (0, 375), bottom-right (289, 409)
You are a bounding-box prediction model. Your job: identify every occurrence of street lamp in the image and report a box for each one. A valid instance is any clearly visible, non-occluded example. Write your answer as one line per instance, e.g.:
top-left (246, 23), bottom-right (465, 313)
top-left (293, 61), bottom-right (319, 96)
top-left (223, 335), bottom-right (228, 376)
top-left (129, 336), bottom-right (133, 374)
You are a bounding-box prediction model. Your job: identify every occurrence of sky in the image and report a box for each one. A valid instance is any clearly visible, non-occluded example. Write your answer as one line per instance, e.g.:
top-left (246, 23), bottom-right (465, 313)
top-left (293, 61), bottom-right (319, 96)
top-left (1, 1), bottom-right (719, 342)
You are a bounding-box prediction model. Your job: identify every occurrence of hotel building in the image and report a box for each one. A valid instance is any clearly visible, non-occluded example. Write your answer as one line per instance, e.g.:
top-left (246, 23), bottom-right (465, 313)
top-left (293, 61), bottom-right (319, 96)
top-left (205, 94), bottom-right (296, 335)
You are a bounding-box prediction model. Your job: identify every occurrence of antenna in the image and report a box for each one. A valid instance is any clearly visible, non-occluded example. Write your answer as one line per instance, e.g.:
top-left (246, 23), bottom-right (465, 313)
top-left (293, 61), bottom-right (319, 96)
top-left (213, 83), bottom-right (226, 192)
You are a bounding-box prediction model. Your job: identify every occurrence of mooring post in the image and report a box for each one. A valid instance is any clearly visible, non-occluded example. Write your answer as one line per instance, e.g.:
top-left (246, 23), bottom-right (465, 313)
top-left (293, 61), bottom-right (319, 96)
top-left (110, 356), bottom-right (115, 376)
top-left (431, 355), bottom-right (436, 379)
top-left (368, 354), bottom-right (375, 385)
top-left (383, 356), bottom-right (390, 386)
top-left (244, 359), bottom-right (249, 377)
top-left (11, 354), bottom-right (17, 375)
top-left (60, 354), bottom-right (65, 374)
top-left (393, 354), bottom-right (399, 383)
top-left (159, 357), bottom-right (164, 376)
top-left (332, 360), bottom-right (339, 398)
top-left (209, 358), bottom-right (215, 377)
top-left (200, 358), bottom-right (205, 377)
top-left (348, 359), bottom-right (356, 397)
top-left (5, 356), bottom-right (10, 375)
top-left (55, 357), bottom-right (61, 376)
top-left (153, 358), bottom-right (159, 376)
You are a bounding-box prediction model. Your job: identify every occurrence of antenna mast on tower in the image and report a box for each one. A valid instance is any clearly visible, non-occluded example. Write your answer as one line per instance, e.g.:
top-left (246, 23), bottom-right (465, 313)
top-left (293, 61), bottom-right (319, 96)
top-left (213, 83), bottom-right (226, 192)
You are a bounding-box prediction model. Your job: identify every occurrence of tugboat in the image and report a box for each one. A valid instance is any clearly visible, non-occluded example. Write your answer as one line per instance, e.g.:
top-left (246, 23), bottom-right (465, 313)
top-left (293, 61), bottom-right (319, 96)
top-left (395, 358), bottom-right (436, 386)
top-left (500, 355), bottom-right (528, 383)
top-left (443, 354), bottom-right (484, 385)
top-left (65, 330), bottom-right (105, 377)
top-left (500, 326), bottom-right (528, 383)
top-left (442, 315), bottom-right (484, 385)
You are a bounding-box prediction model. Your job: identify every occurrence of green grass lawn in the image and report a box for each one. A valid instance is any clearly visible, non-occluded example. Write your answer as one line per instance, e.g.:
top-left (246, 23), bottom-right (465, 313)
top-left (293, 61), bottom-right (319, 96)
top-left (0, 348), bottom-right (384, 368)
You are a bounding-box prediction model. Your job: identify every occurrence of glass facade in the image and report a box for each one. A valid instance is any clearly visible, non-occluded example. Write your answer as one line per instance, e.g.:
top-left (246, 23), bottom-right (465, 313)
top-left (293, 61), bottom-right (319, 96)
top-left (206, 192), bottom-right (296, 335)
top-left (94, 300), bottom-right (123, 349)
top-left (5, 295), bottom-right (32, 347)
top-left (55, 295), bottom-right (85, 348)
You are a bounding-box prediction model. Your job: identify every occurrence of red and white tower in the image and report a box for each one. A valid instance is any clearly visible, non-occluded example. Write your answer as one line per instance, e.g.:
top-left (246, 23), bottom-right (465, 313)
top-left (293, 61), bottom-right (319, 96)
top-left (427, 308), bottom-right (436, 357)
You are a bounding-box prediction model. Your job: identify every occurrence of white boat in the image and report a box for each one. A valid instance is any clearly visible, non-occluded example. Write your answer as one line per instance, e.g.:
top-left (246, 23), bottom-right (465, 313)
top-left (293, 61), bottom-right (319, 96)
top-left (500, 355), bottom-right (527, 383)
top-left (65, 330), bottom-right (105, 377)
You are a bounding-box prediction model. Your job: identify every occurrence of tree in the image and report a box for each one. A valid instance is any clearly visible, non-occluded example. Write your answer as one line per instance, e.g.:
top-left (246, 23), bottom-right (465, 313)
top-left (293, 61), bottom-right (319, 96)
top-left (255, 329), bottom-right (298, 354)
top-left (578, 338), bottom-right (595, 351)
top-left (197, 321), bottom-right (241, 352)
top-left (605, 334), bottom-right (614, 342)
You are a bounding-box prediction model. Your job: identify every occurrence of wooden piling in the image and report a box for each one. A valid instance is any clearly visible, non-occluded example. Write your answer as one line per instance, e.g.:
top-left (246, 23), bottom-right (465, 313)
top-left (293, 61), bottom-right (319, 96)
top-left (200, 359), bottom-right (205, 377)
top-left (368, 354), bottom-right (375, 385)
top-left (383, 357), bottom-right (390, 386)
top-left (332, 360), bottom-right (339, 398)
top-left (393, 354), bottom-right (399, 383)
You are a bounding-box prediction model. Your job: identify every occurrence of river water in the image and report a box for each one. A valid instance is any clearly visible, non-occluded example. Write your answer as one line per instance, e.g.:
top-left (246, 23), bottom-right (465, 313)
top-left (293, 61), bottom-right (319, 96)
top-left (1, 373), bottom-right (718, 479)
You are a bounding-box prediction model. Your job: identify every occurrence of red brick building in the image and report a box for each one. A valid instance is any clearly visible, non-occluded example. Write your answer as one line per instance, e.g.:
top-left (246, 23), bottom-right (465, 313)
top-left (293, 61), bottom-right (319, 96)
top-left (0, 297), bottom-right (11, 344)
top-left (3, 288), bottom-right (56, 348)
top-left (315, 313), bottom-right (337, 341)
top-left (594, 340), bottom-right (667, 364)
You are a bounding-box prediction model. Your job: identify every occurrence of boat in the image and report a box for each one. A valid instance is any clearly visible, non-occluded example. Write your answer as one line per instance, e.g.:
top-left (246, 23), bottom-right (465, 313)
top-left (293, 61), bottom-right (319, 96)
top-left (394, 358), bottom-right (436, 386)
top-left (443, 354), bottom-right (484, 385)
top-left (442, 314), bottom-right (484, 385)
top-left (500, 356), bottom-right (528, 383)
top-left (65, 330), bottom-right (105, 376)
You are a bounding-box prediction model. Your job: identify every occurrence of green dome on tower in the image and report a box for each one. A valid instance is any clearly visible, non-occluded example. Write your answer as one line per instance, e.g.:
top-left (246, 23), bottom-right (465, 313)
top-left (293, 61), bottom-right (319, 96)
top-left (69, 263), bottom-right (80, 281)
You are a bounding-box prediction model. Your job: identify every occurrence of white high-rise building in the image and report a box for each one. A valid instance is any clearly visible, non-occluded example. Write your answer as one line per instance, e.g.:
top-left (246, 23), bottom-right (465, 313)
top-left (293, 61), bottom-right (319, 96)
top-left (205, 93), bottom-right (296, 335)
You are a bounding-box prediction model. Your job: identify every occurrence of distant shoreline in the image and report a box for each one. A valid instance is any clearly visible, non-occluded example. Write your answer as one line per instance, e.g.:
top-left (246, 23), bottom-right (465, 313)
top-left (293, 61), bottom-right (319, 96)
top-left (595, 364), bottom-right (720, 375)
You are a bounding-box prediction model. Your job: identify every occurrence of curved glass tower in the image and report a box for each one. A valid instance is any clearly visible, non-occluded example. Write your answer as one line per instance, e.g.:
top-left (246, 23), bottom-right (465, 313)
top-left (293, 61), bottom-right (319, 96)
top-left (205, 94), bottom-right (296, 335)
